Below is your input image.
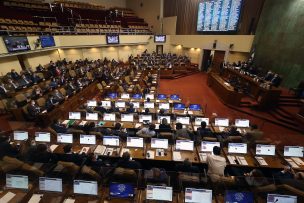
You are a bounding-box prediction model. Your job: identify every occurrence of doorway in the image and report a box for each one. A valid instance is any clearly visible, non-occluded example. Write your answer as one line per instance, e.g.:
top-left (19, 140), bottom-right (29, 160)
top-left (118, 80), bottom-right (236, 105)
top-left (202, 49), bottom-right (211, 72)
top-left (156, 45), bottom-right (163, 55)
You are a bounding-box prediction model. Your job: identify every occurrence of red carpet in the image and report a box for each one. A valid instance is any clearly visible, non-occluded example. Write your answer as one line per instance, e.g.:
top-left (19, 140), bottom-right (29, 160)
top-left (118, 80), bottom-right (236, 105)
top-left (159, 73), bottom-right (304, 146)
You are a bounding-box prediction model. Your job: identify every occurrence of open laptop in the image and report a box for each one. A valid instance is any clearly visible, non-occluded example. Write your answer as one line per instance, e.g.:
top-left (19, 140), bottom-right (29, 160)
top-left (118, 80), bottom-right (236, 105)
top-left (57, 133), bottom-right (73, 144)
top-left (6, 174), bottom-right (28, 190)
top-left (157, 94), bottom-right (167, 100)
top-left (146, 185), bottom-right (172, 201)
top-left (35, 132), bottom-right (51, 142)
top-left (87, 100), bottom-right (97, 107)
top-left (176, 140), bottom-right (194, 151)
top-left (144, 102), bottom-right (155, 109)
top-left (103, 136), bottom-right (120, 147)
top-left (121, 114), bottom-right (134, 122)
top-left (151, 138), bottom-right (168, 149)
top-left (145, 94), bottom-right (155, 100)
top-left (130, 102), bottom-right (140, 109)
top-left (235, 119), bottom-right (250, 128)
top-left (185, 188), bottom-right (212, 203)
top-left (225, 191), bottom-right (254, 203)
top-left (73, 180), bottom-right (98, 196)
top-left (159, 102), bottom-right (170, 110)
top-left (189, 104), bottom-right (201, 111)
top-left (132, 94), bottom-right (142, 99)
top-left (170, 94), bottom-right (180, 100)
top-left (127, 137), bottom-right (143, 148)
top-left (80, 134), bottom-right (96, 145)
top-left (174, 103), bottom-right (185, 110)
top-left (101, 100), bottom-right (112, 108)
top-left (69, 112), bottom-right (81, 120)
top-left (214, 118), bottom-right (229, 127)
top-left (139, 115), bottom-right (152, 123)
top-left (115, 101), bottom-right (126, 108)
top-left (13, 131), bottom-right (28, 141)
top-left (109, 183), bottom-right (134, 198)
top-left (108, 93), bottom-right (118, 99)
top-left (121, 93), bottom-right (130, 99)
top-left (176, 116), bottom-right (190, 125)
top-left (283, 146), bottom-right (304, 157)
top-left (228, 143), bottom-right (247, 154)
top-left (266, 194), bottom-right (297, 203)
top-left (103, 113), bottom-right (116, 121)
top-left (86, 112), bottom-right (98, 121)
top-left (39, 177), bottom-right (62, 193)
top-left (256, 144), bottom-right (276, 156)
top-left (158, 115), bottom-right (171, 123)
top-left (201, 141), bottom-right (220, 153)
top-left (194, 117), bottom-right (209, 129)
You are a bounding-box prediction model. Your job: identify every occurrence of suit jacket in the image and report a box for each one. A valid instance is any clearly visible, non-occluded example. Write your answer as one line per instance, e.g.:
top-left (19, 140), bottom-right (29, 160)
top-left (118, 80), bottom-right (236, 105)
top-left (27, 104), bottom-right (40, 118)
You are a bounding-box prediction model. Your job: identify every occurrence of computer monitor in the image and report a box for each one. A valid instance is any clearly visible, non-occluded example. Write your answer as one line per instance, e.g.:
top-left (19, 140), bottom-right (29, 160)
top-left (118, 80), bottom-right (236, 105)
top-left (195, 117), bottom-right (209, 126)
top-left (13, 131), bottom-right (28, 141)
top-left (57, 133), bottom-right (73, 144)
top-left (103, 113), bottom-right (116, 121)
top-left (103, 136), bottom-right (120, 146)
top-left (159, 102), bottom-right (170, 110)
top-left (73, 180), bottom-right (98, 195)
top-left (176, 116), bottom-right (190, 125)
top-left (157, 94), bottom-right (167, 100)
top-left (225, 191), bottom-right (254, 203)
top-left (158, 116), bottom-right (171, 123)
top-left (109, 183), bottom-right (134, 198)
top-left (144, 102), bottom-right (155, 109)
top-left (87, 100), bottom-right (97, 107)
top-left (284, 146), bottom-right (304, 157)
top-left (80, 134), bottom-right (96, 145)
top-left (176, 140), bottom-right (194, 151)
top-left (145, 94), bottom-right (155, 100)
top-left (121, 114), bottom-right (134, 122)
top-left (115, 101), bottom-right (126, 108)
top-left (132, 94), bottom-right (142, 99)
top-left (35, 132), bottom-right (51, 142)
top-left (235, 119), bottom-right (250, 128)
top-left (39, 177), bottom-right (62, 192)
top-left (130, 102), bottom-right (140, 109)
top-left (174, 103), bottom-right (185, 110)
top-left (6, 174), bottom-right (28, 189)
top-left (86, 113), bottom-right (98, 121)
top-left (201, 141), bottom-right (221, 152)
top-left (267, 194), bottom-right (297, 203)
top-left (189, 104), bottom-right (201, 111)
top-left (214, 118), bottom-right (229, 127)
top-left (228, 143), bottom-right (247, 154)
top-left (101, 100), bottom-right (112, 107)
top-left (69, 112), bottom-right (81, 120)
top-left (127, 137), bottom-right (144, 148)
top-left (170, 94), bottom-right (180, 100)
top-left (108, 92), bottom-right (118, 99)
top-left (185, 188), bottom-right (212, 203)
top-left (256, 144), bottom-right (276, 156)
top-left (121, 93), bottom-right (130, 99)
top-left (151, 138), bottom-right (169, 149)
top-left (139, 115), bottom-right (152, 123)
top-left (146, 185), bottom-right (173, 201)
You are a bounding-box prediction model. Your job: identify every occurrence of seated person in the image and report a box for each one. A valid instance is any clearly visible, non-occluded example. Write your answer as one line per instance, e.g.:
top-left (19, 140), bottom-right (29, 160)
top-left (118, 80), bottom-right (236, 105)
top-left (31, 73), bottom-right (42, 84)
top-left (52, 89), bottom-right (65, 103)
top-left (49, 78), bottom-right (59, 89)
top-left (10, 69), bottom-right (20, 80)
top-left (244, 169), bottom-right (269, 187)
top-left (115, 151), bottom-right (141, 170)
top-left (66, 81), bottom-right (76, 96)
top-left (126, 103), bottom-right (136, 113)
top-left (45, 94), bottom-right (59, 111)
top-left (0, 83), bottom-right (9, 98)
top-left (242, 124), bottom-right (264, 147)
top-left (7, 78), bottom-right (20, 91)
top-left (51, 119), bottom-right (69, 133)
top-left (145, 167), bottom-right (168, 185)
top-left (270, 74), bottom-right (282, 87)
top-left (159, 118), bottom-right (171, 132)
top-left (94, 102), bottom-right (107, 114)
top-left (27, 143), bottom-right (57, 163)
top-left (197, 121), bottom-right (212, 139)
top-left (175, 122), bottom-right (191, 140)
top-left (31, 86), bottom-right (43, 100)
top-left (111, 123), bottom-right (128, 138)
top-left (142, 108), bottom-right (150, 115)
top-left (273, 165), bottom-right (295, 183)
top-left (136, 123), bottom-right (156, 138)
top-left (224, 125), bottom-right (241, 137)
top-left (27, 100), bottom-right (41, 120)
top-left (36, 64), bottom-right (45, 72)
top-left (18, 74), bottom-right (32, 87)
top-left (175, 158), bottom-right (199, 173)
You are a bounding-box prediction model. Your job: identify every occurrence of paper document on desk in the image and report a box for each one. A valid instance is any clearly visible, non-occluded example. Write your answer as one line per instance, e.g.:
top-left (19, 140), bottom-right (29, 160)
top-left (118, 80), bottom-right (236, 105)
top-left (255, 157), bottom-right (268, 166)
top-left (28, 194), bottom-right (43, 203)
top-left (146, 150), bottom-right (155, 159)
top-left (236, 156), bottom-right (248, 165)
top-left (199, 153), bottom-right (207, 162)
top-left (120, 148), bottom-right (129, 157)
top-left (155, 124), bottom-right (160, 130)
top-left (94, 145), bottom-right (106, 155)
top-left (62, 120), bottom-right (69, 125)
top-left (227, 155), bottom-right (236, 164)
top-left (135, 123), bottom-right (142, 128)
top-left (285, 158), bottom-right (299, 168)
top-left (0, 192), bottom-right (16, 202)
top-left (50, 144), bottom-right (59, 152)
top-left (63, 199), bottom-right (75, 203)
top-left (173, 151), bottom-right (182, 161)
top-left (291, 157), bottom-right (304, 165)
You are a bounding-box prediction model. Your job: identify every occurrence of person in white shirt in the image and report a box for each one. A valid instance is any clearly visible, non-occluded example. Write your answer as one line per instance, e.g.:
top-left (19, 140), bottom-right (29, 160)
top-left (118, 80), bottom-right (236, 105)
top-left (136, 124), bottom-right (156, 138)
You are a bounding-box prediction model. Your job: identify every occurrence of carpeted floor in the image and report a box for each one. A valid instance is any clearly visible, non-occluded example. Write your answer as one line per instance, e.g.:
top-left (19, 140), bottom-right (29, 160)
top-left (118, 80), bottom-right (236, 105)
top-left (159, 72), bottom-right (304, 146)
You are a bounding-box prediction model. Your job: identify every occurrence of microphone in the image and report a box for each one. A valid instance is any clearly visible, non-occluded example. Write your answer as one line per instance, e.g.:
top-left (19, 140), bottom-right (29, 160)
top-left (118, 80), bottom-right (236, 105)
top-left (274, 199), bottom-right (279, 203)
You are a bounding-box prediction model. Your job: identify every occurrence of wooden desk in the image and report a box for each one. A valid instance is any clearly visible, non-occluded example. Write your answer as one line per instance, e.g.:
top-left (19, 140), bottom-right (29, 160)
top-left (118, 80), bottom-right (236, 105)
top-left (250, 149), bottom-right (285, 169)
top-left (146, 144), bottom-right (172, 161)
top-left (0, 189), bottom-right (30, 203)
top-left (139, 189), bottom-right (179, 203)
top-left (277, 151), bottom-right (304, 171)
top-left (172, 149), bottom-right (199, 163)
top-left (222, 148), bottom-right (256, 167)
top-left (121, 146), bottom-right (145, 160)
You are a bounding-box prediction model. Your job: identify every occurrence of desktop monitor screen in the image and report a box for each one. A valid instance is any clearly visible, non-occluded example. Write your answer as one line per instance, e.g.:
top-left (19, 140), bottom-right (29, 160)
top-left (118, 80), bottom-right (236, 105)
top-left (225, 191), bottom-right (254, 203)
top-left (189, 104), bottom-right (201, 111)
top-left (139, 115), bottom-right (152, 123)
top-left (86, 113), bottom-right (98, 121)
top-left (201, 141), bottom-right (221, 152)
top-left (103, 113), bottom-right (116, 121)
top-left (121, 114), bottom-right (134, 122)
top-left (174, 103), bottom-right (185, 110)
top-left (158, 116), bottom-right (171, 123)
top-left (6, 174), bottom-right (28, 189)
top-left (80, 134), bottom-right (96, 145)
top-left (69, 112), bottom-right (81, 120)
top-left (132, 94), bottom-right (142, 99)
top-left (39, 177), bottom-right (62, 192)
top-left (157, 94), bottom-right (167, 100)
top-left (3, 36), bottom-right (30, 52)
top-left (127, 137), bottom-right (144, 148)
top-left (87, 100), bottom-right (97, 107)
top-left (108, 92), bottom-right (118, 99)
top-left (144, 102), bottom-right (155, 109)
top-left (235, 119), bottom-right (250, 128)
top-left (176, 140), bottom-right (194, 151)
top-left (151, 138), bottom-right (169, 149)
top-left (103, 136), bottom-right (120, 146)
top-left (109, 183), bottom-right (134, 198)
top-left (256, 144), bottom-right (276, 156)
top-left (131, 102), bottom-right (140, 109)
top-left (154, 35), bottom-right (166, 43)
top-left (146, 185), bottom-right (172, 201)
top-left (115, 101), bottom-right (126, 108)
top-left (228, 143), bottom-right (247, 154)
top-left (145, 94), bottom-right (155, 100)
top-left (267, 194), bottom-right (297, 203)
top-left (106, 34), bottom-right (119, 44)
top-left (176, 116), bottom-right (190, 125)
top-left (214, 118), bottom-right (229, 127)
top-left (40, 35), bottom-right (55, 48)
top-left (35, 132), bottom-right (51, 142)
top-left (170, 94), bottom-right (180, 100)
top-left (195, 117), bottom-right (209, 126)
top-left (73, 180), bottom-right (98, 195)
top-left (284, 146), bottom-right (304, 157)
top-left (101, 100), bottom-right (112, 107)
top-left (57, 133), bottom-right (73, 144)
top-left (13, 131), bottom-right (28, 141)
top-left (185, 188), bottom-right (212, 203)
top-left (159, 103), bottom-right (170, 110)
top-left (121, 93), bottom-right (130, 99)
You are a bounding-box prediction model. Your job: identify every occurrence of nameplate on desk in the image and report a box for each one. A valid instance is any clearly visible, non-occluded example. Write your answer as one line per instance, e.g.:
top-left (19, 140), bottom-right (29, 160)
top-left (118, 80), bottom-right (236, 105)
top-left (0, 192), bottom-right (16, 202)
top-left (255, 157), bottom-right (268, 166)
top-left (28, 194), bottom-right (43, 203)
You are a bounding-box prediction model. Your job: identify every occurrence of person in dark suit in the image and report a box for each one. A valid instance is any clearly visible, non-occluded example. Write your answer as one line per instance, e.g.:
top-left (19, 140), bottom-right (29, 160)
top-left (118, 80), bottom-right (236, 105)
top-left (94, 101), bottom-right (106, 114)
top-left (10, 69), bottom-right (20, 80)
top-left (31, 73), bottom-right (42, 84)
top-left (27, 100), bottom-right (41, 120)
top-left (0, 83), bottom-right (9, 98)
top-left (45, 94), bottom-right (58, 111)
top-left (7, 79), bottom-right (20, 91)
top-left (111, 123), bottom-right (128, 139)
top-left (197, 121), bottom-right (212, 139)
top-left (66, 81), bottom-right (76, 96)
top-left (51, 119), bottom-right (68, 133)
top-left (126, 103), bottom-right (136, 113)
top-left (49, 78), bottom-right (59, 89)
top-left (159, 118), bottom-right (171, 132)
top-left (271, 74), bottom-right (282, 87)
top-left (27, 143), bottom-right (56, 163)
top-left (31, 86), bottom-right (43, 100)
top-left (175, 158), bottom-right (199, 173)
top-left (36, 64), bottom-right (45, 72)
top-left (52, 89), bottom-right (65, 103)
top-left (59, 144), bottom-right (86, 165)
top-left (115, 151), bottom-right (141, 170)
top-left (18, 74), bottom-right (32, 87)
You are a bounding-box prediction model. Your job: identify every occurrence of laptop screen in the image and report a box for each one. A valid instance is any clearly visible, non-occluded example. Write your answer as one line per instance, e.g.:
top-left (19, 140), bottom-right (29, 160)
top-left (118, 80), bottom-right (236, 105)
top-left (174, 103), bottom-right (185, 110)
top-left (127, 137), bottom-right (144, 148)
top-left (103, 136), bottom-right (120, 146)
top-left (159, 103), bottom-right (170, 110)
top-left (189, 104), bottom-right (201, 111)
top-left (145, 94), bottom-right (155, 100)
top-left (195, 117), bottom-right (209, 126)
top-left (86, 113), bottom-right (98, 121)
top-left (121, 93), bottom-right (130, 99)
top-left (103, 113), bottom-right (116, 121)
top-left (109, 183), bottom-right (134, 198)
top-left (151, 138), bottom-right (168, 149)
top-left (170, 94), bottom-right (179, 100)
top-left (139, 115), bottom-right (152, 123)
top-left (108, 93), bottom-right (118, 99)
top-left (228, 143), bottom-right (247, 154)
top-left (57, 133), bottom-right (73, 144)
top-left (6, 174), bottom-right (28, 189)
top-left (201, 141), bottom-right (220, 152)
top-left (284, 146), bottom-right (304, 157)
top-left (235, 119), bottom-right (250, 128)
top-left (144, 102), bottom-right (155, 109)
top-left (115, 101), bottom-right (126, 108)
top-left (130, 102), bottom-right (140, 109)
top-left (146, 185), bottom-right (172, 201)
top-left (176, 140), bottom-right (194, 151)
top-left (158, 116), bottom-right (171, 123)
top-left (101, 100), bottom-right (112, 107)
top-left (176, 116), bottom-right (190, 125)
top-left (13, 131), bottom-right (28, 141)
top-left (69, 112), bottom-right (81, 120)
top-left (87, 100), bottom-right (97, 107)
top-left (39, 177), bottom-right (62, 192)
top-left (157, 94), bottom-right (167, 100)
top-left (256, 144), bottom-right (276, 156)
top-left (132, 94), bottom-right (142, 99)
top-left (35, 132), bottom-right (51, 142)
top-left (73, 180), bottom-right (98, 195)
top-left (267, 194), bottom-right (297, 203)
top-left (185, 188), bottom-right (212, 203)
top-left (80, 134), bottom-right (96, 145)
top-left (121, 114), bottom-right (134, 122)
top-left (225, 191), bottom-right (254, 203)
top-left (214, 118), bottom-right (229, 127)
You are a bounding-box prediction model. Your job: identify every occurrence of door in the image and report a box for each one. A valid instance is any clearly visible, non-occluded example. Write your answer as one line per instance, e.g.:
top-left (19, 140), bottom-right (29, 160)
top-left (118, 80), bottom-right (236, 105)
top-left (202, 49), bottom-right (211, 72)
top-left (156, 45), bottom-right (163, 55)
